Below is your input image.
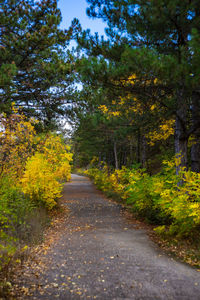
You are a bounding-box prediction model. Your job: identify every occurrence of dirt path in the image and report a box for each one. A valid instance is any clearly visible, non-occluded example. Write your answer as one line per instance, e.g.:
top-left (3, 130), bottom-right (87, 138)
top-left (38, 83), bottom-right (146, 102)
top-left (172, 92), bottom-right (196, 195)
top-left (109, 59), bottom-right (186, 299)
top-left (13, 174), bottom-right (200, 299)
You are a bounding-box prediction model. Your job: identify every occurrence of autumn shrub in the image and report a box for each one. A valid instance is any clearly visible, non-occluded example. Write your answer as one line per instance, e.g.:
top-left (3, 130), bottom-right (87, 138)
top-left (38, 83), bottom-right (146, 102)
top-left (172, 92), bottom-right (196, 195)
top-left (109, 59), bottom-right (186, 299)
top-left (21, 152), bottom-right (63, 210)
top-left (86, 165), bottom-right (129, 198)
top-left (21, 134), bottom-right (72, 210)
top-left (0, 176), bottom-right (49, 271)
top-left (153, 160), bottom-right (200, 237)
top-left (0, 108), bottom-right (72, 271)
top-left (0, 108), bottom-right (36, 270)
top-left (85, 166), bottom-right (119, 196)
top-left (0, 108), bottom-right (36, 178)
top-left (85, 158), bottom-right (200, 238)
top-left (37, 133), bottom-right (73, 182)
top-left (125, 171), bottom-right (166, 224)
top-left (0, 176), bottom-right (34, 270)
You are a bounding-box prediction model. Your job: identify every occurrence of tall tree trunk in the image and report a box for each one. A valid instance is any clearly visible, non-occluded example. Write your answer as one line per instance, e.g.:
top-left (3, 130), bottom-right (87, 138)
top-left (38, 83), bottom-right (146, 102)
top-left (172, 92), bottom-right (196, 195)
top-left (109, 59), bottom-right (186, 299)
top-left (191, 91), bottom-right (200, 172)
top-left (113, 140), bottom-right (119, 170)
top-left (141, 135), bottom-right (147, 169)
top-left (137, 129), bottom-right (141, 164)
top-left (98, 153), bottom-right (102, 168)
top-left (129, 138), bottom-right (133, 166)
top-left (123, 151), bottom-right (127, 167)
top-left (175, 90), bottom-right (188, 175)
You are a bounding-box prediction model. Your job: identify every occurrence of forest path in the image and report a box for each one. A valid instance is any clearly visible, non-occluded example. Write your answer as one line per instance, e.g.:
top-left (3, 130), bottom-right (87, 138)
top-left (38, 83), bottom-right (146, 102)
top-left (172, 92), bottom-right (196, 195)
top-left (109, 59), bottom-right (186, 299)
top-left (13, 174), bottom-right (200, 299)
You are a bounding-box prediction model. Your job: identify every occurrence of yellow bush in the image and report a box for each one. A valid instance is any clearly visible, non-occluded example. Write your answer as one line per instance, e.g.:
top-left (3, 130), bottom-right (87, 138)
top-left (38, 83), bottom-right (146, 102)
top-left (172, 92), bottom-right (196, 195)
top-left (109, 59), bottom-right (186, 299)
top-left (21, 153), bottom-right (62, 210)
top-left (157, 166), bottom-right (200, 236)
top-left (0, 107), bottom-right (36, 178)
top-left (0, 108), bottom-right (73, 271)
top-left (86, 157), bottom-right (200, 237)
top-left (37, 133), bottom-right (73, 182)
top-left (21, 134), bottom-right (73, 210)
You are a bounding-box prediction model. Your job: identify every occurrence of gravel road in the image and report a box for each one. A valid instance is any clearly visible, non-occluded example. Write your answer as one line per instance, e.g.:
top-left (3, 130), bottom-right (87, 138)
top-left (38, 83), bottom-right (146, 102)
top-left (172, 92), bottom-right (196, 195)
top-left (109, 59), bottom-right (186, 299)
top-left (14, 174), bottom-right (200, 300)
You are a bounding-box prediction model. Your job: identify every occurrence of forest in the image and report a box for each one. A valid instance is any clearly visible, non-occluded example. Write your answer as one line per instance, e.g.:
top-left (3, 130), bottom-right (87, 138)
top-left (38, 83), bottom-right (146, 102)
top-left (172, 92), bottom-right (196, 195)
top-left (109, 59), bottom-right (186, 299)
top-left (1, 0), bottom-right (200, 280)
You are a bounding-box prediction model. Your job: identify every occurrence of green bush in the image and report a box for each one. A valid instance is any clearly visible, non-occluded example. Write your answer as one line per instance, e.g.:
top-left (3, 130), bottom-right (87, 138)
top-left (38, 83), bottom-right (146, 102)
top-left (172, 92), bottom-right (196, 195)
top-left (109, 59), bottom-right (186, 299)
top-left (85, 158), bottom-right (200, 238)
top-left (0, 176), bottom-right (36, 270)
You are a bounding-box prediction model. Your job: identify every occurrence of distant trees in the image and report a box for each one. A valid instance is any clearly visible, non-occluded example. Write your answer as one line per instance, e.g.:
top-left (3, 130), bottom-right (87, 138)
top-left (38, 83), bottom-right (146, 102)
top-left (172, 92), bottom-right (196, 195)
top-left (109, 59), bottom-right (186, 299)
top-left (74, 0), bottom-right (200, 172)
top-left (1, 0), bottom-right (199, 171)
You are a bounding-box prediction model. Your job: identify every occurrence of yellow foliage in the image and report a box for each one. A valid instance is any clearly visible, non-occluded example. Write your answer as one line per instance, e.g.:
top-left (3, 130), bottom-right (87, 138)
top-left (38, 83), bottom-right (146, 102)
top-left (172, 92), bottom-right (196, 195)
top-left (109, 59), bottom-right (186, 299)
top-left (150, 104), bottom-right (156, 111)
top-left (98, 73), bottom-right (159, 120)
top-left (98, 105), bottom-right (108, 114)
top-left (21, 134), bottom-right (72, 209)
top-left (0, 106), bottom-right (36, 178)
top-left (21, 153), bottom-right (62, 210)
top-left (0, 108), bottom-right (73, 271)
top-left (146, 119), bottom-right (175, 145)
top-left (98, 104), bottom-right (121, 119)
top-left (86, 157), bottom-right (200, 237)
top-left (1, 108), bottom-right (73, 210)
top-left (37, 133), bottom-right (73, 182)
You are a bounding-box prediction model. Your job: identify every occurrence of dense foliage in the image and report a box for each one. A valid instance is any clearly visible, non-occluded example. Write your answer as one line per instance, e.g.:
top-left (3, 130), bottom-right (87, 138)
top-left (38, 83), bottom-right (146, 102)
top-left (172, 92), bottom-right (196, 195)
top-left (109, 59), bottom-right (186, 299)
top-left (85, 159), bottom-right (200, 238)
top-left (0, 0), bottom-right (79, 129)
top-left (0, 108), bottom-right (72, 270)
top-left (74, 0), bottom-right (200, 173)
top-left (1, 0), bottom-right (200, 280)
top-left (72, 0), bottom-right (200, 245)
top-left (0, 0), bottom-right (76, 279)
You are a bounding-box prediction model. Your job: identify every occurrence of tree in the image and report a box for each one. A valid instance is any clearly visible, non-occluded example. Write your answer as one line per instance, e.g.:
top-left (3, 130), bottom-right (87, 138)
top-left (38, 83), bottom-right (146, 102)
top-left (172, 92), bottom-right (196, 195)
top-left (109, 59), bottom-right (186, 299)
top-left (76, 0), bottom-right (200, 172)
top-left (0, 0), bottom-right (79, 128)
top-left (71, 83), bottom-right (139, 169)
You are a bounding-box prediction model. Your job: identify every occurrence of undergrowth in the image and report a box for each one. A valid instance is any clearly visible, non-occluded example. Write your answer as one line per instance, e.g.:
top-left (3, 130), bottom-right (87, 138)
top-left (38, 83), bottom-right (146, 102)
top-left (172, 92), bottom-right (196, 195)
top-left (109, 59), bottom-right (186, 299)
top-left (0, 107), bottom-right (72, 287)
top-left (85, 157), bottom-right (200, 244)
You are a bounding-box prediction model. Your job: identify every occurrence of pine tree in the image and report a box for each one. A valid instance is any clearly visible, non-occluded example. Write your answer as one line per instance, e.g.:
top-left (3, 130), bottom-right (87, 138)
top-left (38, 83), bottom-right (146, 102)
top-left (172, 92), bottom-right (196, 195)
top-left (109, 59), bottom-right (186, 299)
top-left (77, 0), bottom-right (200, 172)
top-left (0, 0), bottom-right (79, 128)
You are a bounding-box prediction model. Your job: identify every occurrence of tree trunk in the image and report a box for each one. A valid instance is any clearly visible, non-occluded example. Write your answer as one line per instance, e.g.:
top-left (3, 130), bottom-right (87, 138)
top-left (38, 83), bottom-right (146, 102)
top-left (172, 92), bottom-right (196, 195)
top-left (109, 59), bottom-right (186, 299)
top-left (141, 135), bottom-right (147, 169)
top-left (174, 90), bottom-right (188, 175)
top-left (113, 140), bottom-right (119, 170)
top-left (128, 138), bottom-right (133, 166)
top-left (191, 91), bottom-right (200, 172)
top-left (137, 129), bottom-right (141, 164)
top-left (123, 151), bottom-right (127, 167)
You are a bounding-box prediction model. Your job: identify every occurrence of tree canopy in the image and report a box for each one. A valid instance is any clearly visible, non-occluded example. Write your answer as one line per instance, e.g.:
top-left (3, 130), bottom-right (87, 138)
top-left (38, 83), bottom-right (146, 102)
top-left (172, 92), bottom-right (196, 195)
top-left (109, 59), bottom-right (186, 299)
top-left (73, 0), bottom-right (200, 172)
top-left (0, 0), bottom-right (80, 129)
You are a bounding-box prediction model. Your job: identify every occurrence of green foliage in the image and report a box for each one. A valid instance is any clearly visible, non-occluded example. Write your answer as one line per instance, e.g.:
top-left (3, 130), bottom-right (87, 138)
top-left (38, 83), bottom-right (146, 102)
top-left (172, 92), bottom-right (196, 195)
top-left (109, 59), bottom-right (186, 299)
top-left (0, 177), bottom-right (34, 226)
top-left (0, 176), bottom-right (34, 270)
top-left (0, 0), bottom-right (79, 128)
top-left (126, 172), bottom-right (166, 224)
top-left (86, 158), bottom-right (200, 238)
top-left (153, 161), bottom-right (200, 237)
top-left (76, 0), bottom-right (200, 173)
top-left (0, 109), bottom-right (73, 271)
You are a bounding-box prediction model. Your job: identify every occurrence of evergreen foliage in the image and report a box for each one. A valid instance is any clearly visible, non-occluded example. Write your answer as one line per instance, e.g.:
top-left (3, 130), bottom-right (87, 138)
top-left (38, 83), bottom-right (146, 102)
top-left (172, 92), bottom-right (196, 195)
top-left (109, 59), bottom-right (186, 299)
top-left (0, 0), bottom-right (79, 128)
top-left (75, 0), bottom-right (200, 172)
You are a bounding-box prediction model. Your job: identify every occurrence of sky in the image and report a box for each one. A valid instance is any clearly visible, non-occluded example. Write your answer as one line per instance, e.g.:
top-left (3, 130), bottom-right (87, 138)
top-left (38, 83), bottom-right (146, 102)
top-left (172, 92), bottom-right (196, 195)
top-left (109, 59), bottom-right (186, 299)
top-left (57, 1), bottom-right (107, 130)
top-left (58, 0), bottom-right (106, 36)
